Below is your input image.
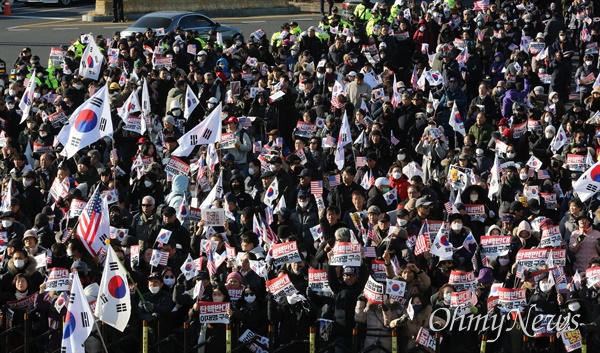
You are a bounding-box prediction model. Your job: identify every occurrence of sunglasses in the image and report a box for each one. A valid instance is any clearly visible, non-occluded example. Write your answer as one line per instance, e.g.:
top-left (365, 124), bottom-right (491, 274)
top-left (244, 292), bottom-right (254, 297)
top-left (164, 275), bottom-right (175, 279)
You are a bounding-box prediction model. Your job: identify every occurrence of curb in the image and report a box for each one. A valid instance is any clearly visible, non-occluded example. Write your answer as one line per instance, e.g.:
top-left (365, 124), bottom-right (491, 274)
top-left (82, 5), bottom-right (301, 22)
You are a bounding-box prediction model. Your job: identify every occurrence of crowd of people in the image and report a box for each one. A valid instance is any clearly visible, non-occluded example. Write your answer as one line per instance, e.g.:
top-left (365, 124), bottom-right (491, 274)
top-left (1, 0), bottom-right (600, 352)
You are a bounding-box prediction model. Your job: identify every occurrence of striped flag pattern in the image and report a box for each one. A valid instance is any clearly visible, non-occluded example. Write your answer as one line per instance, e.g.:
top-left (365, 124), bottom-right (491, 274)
top-left (414, 221), bottom-right (430, 256)
top-left (311, 180), bottom-right (323, 195)
top-left (328, 174), bottom-right (341, 188)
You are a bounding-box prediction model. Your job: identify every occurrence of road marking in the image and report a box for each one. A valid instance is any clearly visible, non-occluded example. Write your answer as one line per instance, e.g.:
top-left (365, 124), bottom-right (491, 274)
top-left (3, 15), bottom-right (69, 20)
top-left (213, 13), bottom-right (314, 21)
top-left (53, 27), bottom-right (79, 30)
top-left (8, 28), bottom-right (30, 31)
top-left (15, 5), bottom-right (93, 16)
top-left (103, 26), bottom-right (127, 29)
top-left (295, 18), bottom-right (314, 21)
top-left (9, 18), bottom-right (78, 28)
top-left (241, 20), bottom-right (266, 23)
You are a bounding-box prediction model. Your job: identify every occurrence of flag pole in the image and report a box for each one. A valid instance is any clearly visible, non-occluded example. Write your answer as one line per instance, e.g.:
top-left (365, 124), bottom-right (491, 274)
top-left (93, 320), bottom-right (110, 353)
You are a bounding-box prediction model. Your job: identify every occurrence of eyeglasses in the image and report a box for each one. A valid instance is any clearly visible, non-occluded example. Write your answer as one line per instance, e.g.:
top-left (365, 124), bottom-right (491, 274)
top-left (142, 204), bottom-right (153, 207)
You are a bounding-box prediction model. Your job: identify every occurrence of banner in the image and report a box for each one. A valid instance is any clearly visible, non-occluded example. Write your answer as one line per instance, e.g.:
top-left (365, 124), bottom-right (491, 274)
top-left (201, 208), bottom-right (225, 226)
top-left (497, 288), bottom-right (527, 312)
top-left (480, 236), bottom-right (512, 258)
top-left (220, 132), bottom-right (236, 150)
top-left (415, 328), bottom-right (437, 352)
top-left (266, 274), bottom-right (298, 302)
top-left (295, 121), bottom-right (318, 138)
top-left (364, 276), bottom-right (384, 304)
top-left (371, 260), bottom-right (387, 282)
top-left (308, 268), bottom-right (332, 293)
top-left (48, 111), bottom-right (69, 128)
top-left (585, 266), bottom-right (600, 288)
top-left (540, 225), bottom-right (562, 248)
top-left (6, 293), bottom-right (38, 311)
top-left (69, 199), bottom-right (87, 218)
top-left (271, 241), bottom-right (302, 267)
top-left (46, 267), bottom-right (71, 291)
top-left (49, 47), bottom-right (67, 67)
top-left (448, 270), bottom-right (477, 292)
top-left (561, 330), bottom-right (583, 352)
top-left (196, 302), bottom-right (230, 324)
top-left (516, 248), bottom-right (566, 270)
top-left (226, 284), bottom-right (244, 301)
top-left (330, 242), bottom-right (362, 267)
top-left (450, 290), bottom-right (475, 316)
top-left (566, 154), bottom-right (586, 172)
top-left (164, 156), bottom-right (190, 176)
top-left (464, 204), bottom-right (485, 222)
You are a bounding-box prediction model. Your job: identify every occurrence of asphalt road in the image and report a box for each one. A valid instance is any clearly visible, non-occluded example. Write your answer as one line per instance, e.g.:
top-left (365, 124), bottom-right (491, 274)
top-left (0, 3), bottom-right (317, 66)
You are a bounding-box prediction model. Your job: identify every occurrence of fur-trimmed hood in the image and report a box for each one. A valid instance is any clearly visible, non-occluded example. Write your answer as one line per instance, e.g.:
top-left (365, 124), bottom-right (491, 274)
top-left (8, 254), bottom-right (38, 276)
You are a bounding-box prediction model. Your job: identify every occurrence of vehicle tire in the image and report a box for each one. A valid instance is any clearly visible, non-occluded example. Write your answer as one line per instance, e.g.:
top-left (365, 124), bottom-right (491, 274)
top-left (59, 0), bottom-right (72, 6)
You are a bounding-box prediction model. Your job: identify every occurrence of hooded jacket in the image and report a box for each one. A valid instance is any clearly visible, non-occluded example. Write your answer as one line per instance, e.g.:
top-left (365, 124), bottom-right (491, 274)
top-left (1, 255), bottom-right (44, 292)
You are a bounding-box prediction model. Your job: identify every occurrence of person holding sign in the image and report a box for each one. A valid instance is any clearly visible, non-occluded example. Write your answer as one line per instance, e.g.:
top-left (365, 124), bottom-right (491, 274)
top-left (389, 293), bottom-right (432, 351)
top-left (223, 116), bottom-right (252, 176)
top-left (190, 283), bottom-right (233, 352)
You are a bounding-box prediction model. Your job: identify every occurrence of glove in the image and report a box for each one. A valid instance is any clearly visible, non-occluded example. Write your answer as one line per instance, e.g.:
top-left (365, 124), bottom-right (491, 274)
top-left (578, 235), bottom-right (585, 243)
top-left (357, 294), bottom-right (367, 303)
top-left (143, 302), bottom-right (155, 312)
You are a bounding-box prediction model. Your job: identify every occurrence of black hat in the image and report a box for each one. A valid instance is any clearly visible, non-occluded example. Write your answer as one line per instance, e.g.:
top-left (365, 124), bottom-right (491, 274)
top-left (299, 169), bottom-right (311, 178)
top-left (378, 213), bottom-right (391, 222)
top-left (448, 213), bottom-right (463, 222)
top-left (121, 235), bottom-right (138, 247)
top-left (1, 211), bottom-right (15, 219)
top-left (77, 156), bottom-right (91, 168)
top-left (148, 273), bottom-right (163, 281)
top-left (366, 152), bottom-right (378, 161)
top-left (509, 201), bottom-right (525, 212)
top-left (261, 171), bottom-right (275, 179)
top-left (196, 270), bottom-right (209, 280)
top-left (297, 190), bottom-right (311, 199)
top-left (162, 206), bottom-right (176, 217)
top-left (23, 170), bottom-right (36, 179)
top-left (8, 238), bottom-right (24, 249)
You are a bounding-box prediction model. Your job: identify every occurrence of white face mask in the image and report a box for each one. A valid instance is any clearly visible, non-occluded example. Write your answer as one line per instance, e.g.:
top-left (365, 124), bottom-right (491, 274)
top-left (568, 302), bottom-right (581, 311)
top-left (317, 73), bottom-right (324, 80)
top-left (291, 50), bottom-right (297, 56)
top-left (208, 103), bottom-right (215, 109)
top-left (8, 89), bottom-right (17, 96)
top-left (245, 294), bottom-right (256, 303)
top-left (586, 61), bottom-right (593, 66)
top-left (519, 174), bottom-right (528, 181)
top-left (7, 104), bottom-right (14, 110)
top-left (544, 116), bottom-right (552, 123)
top-left (426, 108), bottom-right (434, 114)
top-left (451, 222), bottom-right (463, 231)
top-left (545, 132), bottom-right (554, 139)
top-left (2, 220), bottom-right (12, 228)
top-left (149, 286), bottom-right (160, 294)
top-left (398, 219), bottom-right (407, 226)
top-left (499, 258), bottom-right (510, 266)
top-left (419, 26), bottom-right (426, 32)
top-left (34, 92), bottom-right (41, 99)
top-left (74, 84), bottom-right (83, 90)
top-left (476, 148), bottom-right (484, 156)
top-left (470, 194), bottom-right (478, 201)
top-left (506, 152), bottom-right (516, 159)
top-left (392, 172), bottom-right (402, 179)
top-left (353, 38), bottom-right (360, 44)
top-left (27, 123), bottom-right (35, 129)
top-left (66, 248), bottom-right (73, 257)
top-left (248, 167), bottom-right (255, 176)
top-left (298, 201), bottom-right (309, 208)
top-left (443, 292), bottom-right (451, 304)
top-left (164, 278), bottom-right (175, 287)
top-left (397, 153), bottom-right (406, 161)
top-left (539, 282), bottom-right (551, 293)
top-left (14, 259), bottom-right (25, 269)
top-left (213, 295), bottom-right (224, 302)
top-left (172, 110), bottom-right (181, 117)
top-left (23, 180), bottom-right (32, 188)
top-left (326, 68), bottom-right (333, 74)
top-left (144, 180), bottom-right (152, 188)
top-left (552, 97), bottom-right (559, 103)
top-left (269, 164), bottom-right (277, 172)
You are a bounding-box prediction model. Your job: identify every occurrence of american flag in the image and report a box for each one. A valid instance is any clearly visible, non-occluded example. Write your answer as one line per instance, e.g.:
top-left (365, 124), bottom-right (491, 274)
top-left (390, 131), bottom-right (399, 145)
top-left (76, 186), bottom-right (106, 257)
top-left (150, 249), bottom-right (169, 267)
top-left (367, 225), bottom-right (378, 245)
top-left (444, 200), bottom-right (452, 214)
top-left (363, 246), bottom-right (376, 257)
top-left (205, 242), bottom-right (217, 277)
top-left (538, 169), bottom-right (550, 180)
top-left (462, 232), bottom-right (477, 253)
top-left (410, 66), bottom-right (418, 91)
top-left (368, 171), bottom-right (375, 188)
top-left (261, 216), bottom-right (279, 245)
top-left (414, 221), bottom-right (430, 256)
top-left (572, 270), bottom-right (581, 290)
top-left (110, 149), bottom-right (118, 161)
top-left (253, 141), bottom-right (262, 153)
top-left (328, 174), bottom-right (341, 188)
top-left (46, 249), bottom-right (53, 265)
top-left (581, 23), bottom-right (591, 42)
top-left (325, 135), bottom-right (336, 148)
top-left (473, 0), bottom-right (489, 11)
top-left (356, 156), bottom-right (366, 168)
top-left (194, 258), bottom-right (203, 271)
top-left (311, 180), bottom-right (323, 194)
